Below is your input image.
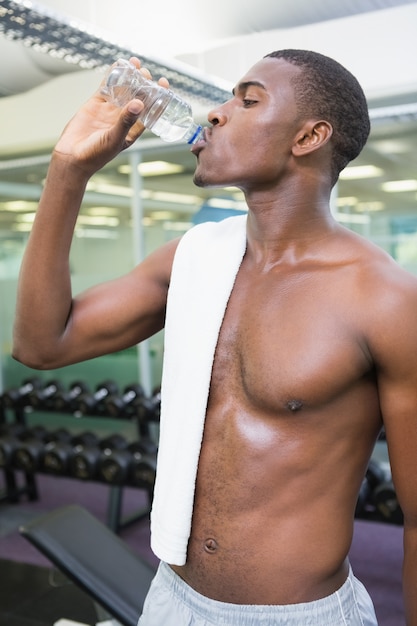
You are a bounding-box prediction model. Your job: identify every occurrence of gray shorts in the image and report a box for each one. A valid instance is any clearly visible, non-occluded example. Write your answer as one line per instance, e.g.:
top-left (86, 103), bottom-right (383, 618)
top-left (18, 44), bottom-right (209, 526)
top-left (138, 561), bottom-right (378, 625)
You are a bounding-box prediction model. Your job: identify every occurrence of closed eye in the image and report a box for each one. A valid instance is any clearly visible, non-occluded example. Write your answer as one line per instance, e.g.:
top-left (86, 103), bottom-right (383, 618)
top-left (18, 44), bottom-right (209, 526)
top-left (242, 99), bottom-right (257, 107)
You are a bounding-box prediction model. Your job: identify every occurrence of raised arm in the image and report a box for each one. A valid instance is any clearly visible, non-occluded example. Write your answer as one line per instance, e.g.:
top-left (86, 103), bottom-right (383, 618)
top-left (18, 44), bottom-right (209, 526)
top-left (13, 59), bottom-right (178, 370)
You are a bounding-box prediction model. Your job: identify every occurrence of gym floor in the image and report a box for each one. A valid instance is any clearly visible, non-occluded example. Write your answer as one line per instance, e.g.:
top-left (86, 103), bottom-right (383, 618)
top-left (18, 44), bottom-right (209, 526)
top-left (0, 559), bottom-right (98, 626)
top-left (0, 473), bottom-right (157, 626)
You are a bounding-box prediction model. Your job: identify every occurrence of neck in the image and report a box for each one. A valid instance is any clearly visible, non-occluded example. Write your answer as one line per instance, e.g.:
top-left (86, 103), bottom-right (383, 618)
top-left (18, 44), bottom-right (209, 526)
top-left (244, 188), bottom-right (338, 267)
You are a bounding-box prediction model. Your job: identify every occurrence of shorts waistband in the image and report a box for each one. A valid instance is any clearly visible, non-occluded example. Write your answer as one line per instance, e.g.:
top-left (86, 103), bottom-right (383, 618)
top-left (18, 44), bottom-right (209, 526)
top-left (158, 561), bottom-right (356, 625)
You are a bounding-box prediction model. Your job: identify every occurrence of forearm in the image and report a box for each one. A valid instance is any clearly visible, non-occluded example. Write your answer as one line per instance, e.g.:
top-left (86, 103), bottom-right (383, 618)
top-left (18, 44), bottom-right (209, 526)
top-left (403, 524), bottom-right (417, 625)
top-left (13, 65), bottom-right (151, 368)
top-left (13, 156), bottom-right (90, 368)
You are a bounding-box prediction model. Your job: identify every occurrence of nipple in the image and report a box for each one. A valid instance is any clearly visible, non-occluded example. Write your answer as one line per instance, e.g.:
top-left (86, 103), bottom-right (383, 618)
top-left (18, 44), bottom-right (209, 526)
top-left (286, 399), bottom-right (304, 412)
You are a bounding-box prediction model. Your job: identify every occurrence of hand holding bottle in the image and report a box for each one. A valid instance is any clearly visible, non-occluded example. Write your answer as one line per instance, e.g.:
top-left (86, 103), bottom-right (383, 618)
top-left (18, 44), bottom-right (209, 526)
top-left (53, 57), bottom-right (170, 178)
top-left (101, 58), bottom-right (204, 144)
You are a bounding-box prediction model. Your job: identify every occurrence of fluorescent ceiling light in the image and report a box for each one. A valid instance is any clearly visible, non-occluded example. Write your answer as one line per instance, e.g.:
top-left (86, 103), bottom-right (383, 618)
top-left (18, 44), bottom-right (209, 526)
top-left (2, 201), bottom-right (38, 212)
top-left (335, 213), bottom-right (370, 224)
top-left (357, 201), bottom-right (385, 212)
top-left (77, 216), bottom-right (120, 227)
top-left (371, 140), bottom-right (410, 155)
top-left (336, 196), bottom-right (358, 207)
top-left (12, 223), bottom-right (33, 232)
top-left (75, 229), bottom-right (118, 239)
top-left (16, 213), bottom-right (36, 223)
top-left (118, 161), bottom-right (185, 177)
top-left (139, 161), bottom-right (185, 176)
top-left (85, 183), bottom-right (199, 206)
top-left (86, 207), bottom-right (121, 217)
top-left (148, 191), bottom-right (200, 205)
top-left (86, 181), bottom-right (132, 196)
top-left (382, 180), bottom-right (417, 192)
top-left (148, 211), bottom-right (178, 221)
top-left (339, 165), bottom-right (384, 180)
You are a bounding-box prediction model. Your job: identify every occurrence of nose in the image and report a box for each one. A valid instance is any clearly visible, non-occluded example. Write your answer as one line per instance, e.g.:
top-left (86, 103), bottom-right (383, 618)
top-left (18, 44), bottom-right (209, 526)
top-left (207, 102), bottom-right (228, 127)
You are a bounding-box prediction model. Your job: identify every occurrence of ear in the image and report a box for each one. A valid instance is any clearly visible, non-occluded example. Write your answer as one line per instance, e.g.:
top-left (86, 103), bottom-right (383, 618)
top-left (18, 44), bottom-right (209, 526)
top-left (292, 120), bottom-right (333, 157)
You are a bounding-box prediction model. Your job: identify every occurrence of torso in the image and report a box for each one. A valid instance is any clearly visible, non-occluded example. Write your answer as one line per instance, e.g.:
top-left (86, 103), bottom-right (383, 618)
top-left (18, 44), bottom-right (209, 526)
top-left (171, 228), bottom-right (385, 604)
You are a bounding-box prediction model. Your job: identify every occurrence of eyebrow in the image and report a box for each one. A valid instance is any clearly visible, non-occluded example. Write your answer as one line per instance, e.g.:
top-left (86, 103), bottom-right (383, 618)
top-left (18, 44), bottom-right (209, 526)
top-left (232, 80), bottom-right (267, 96)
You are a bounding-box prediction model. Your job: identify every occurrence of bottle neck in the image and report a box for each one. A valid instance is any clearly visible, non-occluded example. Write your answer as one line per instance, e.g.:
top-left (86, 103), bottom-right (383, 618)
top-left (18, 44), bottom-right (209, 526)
top-left (186, 124), bottom-right (204, 145)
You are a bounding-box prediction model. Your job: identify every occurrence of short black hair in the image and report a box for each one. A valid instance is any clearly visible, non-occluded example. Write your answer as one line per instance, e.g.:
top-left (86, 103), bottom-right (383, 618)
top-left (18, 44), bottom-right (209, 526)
top-left (265, 49), bottom-right (370, 185)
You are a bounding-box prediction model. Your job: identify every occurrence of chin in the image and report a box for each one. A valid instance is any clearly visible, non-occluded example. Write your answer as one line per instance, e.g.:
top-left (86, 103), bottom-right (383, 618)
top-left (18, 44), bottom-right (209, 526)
top-left (192, 172), bottom-right (205, 188)
top-left (193, 170), bottom-right (232, 190)
top-left (193, 172), bottom-right (216, 189)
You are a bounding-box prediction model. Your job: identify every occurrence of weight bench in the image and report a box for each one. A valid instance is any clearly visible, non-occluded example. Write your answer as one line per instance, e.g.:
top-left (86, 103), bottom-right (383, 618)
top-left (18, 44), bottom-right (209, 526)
top-left (19, 504), bottom-right (157, 626)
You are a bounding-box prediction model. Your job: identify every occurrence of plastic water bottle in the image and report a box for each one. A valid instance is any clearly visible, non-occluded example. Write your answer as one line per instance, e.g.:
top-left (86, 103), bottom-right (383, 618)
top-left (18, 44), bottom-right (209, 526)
top-left (101, 59), bottom-right (204, 144)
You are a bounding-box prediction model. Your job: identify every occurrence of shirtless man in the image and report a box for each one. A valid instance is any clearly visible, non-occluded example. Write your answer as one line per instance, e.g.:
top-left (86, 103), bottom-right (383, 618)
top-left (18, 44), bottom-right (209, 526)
top-left (13, 49), bottom-right (417, 625)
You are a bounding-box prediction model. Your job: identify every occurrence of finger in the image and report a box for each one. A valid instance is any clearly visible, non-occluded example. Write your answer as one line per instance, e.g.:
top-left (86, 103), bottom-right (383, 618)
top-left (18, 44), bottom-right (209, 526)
top-left (141, 68), bottom-right (170, 90)
top-left (126, 99), bottom-right (144, 116)
top-left (120, 101), bottom-right (147, 144)
top-left (158, 77), bottom-right (170, 89)
top-left (128, 56), bottom-right (142, 70)
top-left (128, 56), bottom-right (170, 89)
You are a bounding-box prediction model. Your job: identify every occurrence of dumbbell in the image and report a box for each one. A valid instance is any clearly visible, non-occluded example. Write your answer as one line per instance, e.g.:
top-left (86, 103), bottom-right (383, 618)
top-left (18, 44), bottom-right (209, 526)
top-left (69, 434), bottom-right (127, 481)
top-left (372, 480), bottom-right (404, 525)
top-left (1, 377), bottom-right (43, 410)
top-left (68, 432), bottom-right (102, 480)
top-left (128, 440), bottom-right (158, 490)
top-left (41, 430), bottom-right (98, 475)
top-left (11, 427), bottom-right (68, 473)
top-left (28, 379), bottom-right (64, 411)
top-left (104, 383), bottom-right (145, 419)
top-left (0, 423), bottom-right (27, 468)
top-left (75, 380), bottom-right (119, 416)
top-left (51, 381), bottom-right (90, 413)
top-left (135, 389), bottom-right (161, 423)
top-left (97, 438), bottom-right (157, 486)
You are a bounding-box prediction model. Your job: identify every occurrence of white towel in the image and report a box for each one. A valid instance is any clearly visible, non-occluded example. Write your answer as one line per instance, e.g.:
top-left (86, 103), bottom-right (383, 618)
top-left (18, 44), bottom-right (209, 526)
top-left (150, 213), bottom-right (248, 565)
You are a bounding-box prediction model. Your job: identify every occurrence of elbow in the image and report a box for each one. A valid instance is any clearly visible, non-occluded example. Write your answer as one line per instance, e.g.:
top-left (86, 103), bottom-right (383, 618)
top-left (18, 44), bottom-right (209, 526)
top-left (12, 349), bottom-right (52, 371)
top-left (12, 337), bottom-right (58, 371)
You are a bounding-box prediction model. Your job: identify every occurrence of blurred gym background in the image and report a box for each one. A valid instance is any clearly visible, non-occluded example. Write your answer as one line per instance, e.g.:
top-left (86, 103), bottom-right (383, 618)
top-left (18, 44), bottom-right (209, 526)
top-left (0, 1), bottom-right (416, 624)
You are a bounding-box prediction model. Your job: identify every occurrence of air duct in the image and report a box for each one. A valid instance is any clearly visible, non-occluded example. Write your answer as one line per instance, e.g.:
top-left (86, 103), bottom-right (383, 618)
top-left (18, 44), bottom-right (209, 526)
top-left (0, 0), bottom-right (231, 103)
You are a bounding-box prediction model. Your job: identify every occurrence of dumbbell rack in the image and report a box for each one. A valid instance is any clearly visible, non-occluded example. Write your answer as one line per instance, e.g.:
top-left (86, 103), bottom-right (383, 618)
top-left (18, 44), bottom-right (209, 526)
top-left (0, 378), bottom-right (160, 534)
top-left (0, 403), bottom-right (39, 504)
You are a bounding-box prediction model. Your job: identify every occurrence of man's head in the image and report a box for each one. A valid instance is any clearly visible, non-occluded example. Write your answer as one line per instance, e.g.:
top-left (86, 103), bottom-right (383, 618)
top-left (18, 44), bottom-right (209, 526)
top-left (264, 49), bottom-right (370, 185)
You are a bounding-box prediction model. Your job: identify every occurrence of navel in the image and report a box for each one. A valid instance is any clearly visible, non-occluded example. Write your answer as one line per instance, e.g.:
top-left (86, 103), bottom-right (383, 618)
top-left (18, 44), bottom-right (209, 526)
top-left (204, 538), bottom-right (219, 554)
top-left (286, 399), bottom-right (304, 412)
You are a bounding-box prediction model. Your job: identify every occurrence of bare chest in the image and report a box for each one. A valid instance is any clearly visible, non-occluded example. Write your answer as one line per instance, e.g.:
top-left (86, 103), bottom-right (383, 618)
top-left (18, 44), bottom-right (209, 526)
top-left (209, 266), bottom-right (371, 414)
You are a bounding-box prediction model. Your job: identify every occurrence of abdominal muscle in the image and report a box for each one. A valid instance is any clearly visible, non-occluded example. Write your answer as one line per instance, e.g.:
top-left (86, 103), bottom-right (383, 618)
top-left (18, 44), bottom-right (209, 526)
top-left (170, 400), bottom-right (360, 605)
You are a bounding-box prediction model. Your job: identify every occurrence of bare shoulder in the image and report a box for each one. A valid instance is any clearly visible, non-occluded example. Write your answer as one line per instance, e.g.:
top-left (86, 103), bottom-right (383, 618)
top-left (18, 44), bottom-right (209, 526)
top-left (343, 228), bottom-right (417, 365)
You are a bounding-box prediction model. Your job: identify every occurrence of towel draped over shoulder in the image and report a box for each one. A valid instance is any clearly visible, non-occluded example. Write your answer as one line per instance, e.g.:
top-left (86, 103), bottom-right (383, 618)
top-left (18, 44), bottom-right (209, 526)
top-left (150, 214), bottom-right (248, 565)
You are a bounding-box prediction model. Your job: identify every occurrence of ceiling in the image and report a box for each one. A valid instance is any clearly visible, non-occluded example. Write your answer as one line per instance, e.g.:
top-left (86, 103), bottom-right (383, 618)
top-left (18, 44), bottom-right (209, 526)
top-left (3, 0), bottom-right (416, 59)
top-left (1, 0), bottom-right (416, 97)
top-left (0, 0), bottom-right (417, 239)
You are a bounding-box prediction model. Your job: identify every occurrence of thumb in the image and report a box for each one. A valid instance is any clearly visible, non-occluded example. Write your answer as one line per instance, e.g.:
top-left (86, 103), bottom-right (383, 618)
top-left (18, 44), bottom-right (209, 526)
top-left (112, 99), bottom-right (146, 149)
top-left (126, 99), bottom-right (144, 116)
top-left (115, 98), bottom-right (146, 137)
